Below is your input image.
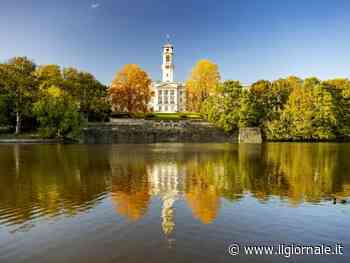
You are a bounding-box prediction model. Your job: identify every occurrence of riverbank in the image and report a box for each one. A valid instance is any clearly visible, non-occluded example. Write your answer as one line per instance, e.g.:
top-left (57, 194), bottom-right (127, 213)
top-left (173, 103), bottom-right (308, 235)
top-left (0, 133), bottom-right (63, 144)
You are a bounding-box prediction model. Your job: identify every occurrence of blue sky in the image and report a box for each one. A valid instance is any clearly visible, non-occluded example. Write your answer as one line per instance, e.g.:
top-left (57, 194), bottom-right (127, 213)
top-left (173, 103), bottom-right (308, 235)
top-left (1, 0), bottom-right (350, 84)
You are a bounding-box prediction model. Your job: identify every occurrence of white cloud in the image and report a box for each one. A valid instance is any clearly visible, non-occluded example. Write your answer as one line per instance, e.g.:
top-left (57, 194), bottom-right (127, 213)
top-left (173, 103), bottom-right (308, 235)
top-left (91, 3), bottom-right (100, 9)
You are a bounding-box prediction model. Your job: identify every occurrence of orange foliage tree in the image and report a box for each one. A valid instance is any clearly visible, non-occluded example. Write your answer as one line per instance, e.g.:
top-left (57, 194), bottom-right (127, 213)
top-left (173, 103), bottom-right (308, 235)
top-left (186, 59), bottom-right (220, 112)
top-left (109, 64), bottom-right (153, 113)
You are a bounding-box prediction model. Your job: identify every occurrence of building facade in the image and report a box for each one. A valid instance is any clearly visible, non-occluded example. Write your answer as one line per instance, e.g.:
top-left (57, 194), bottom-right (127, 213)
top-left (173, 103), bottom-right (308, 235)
top-left (149, 41), bottom-right (186, 113)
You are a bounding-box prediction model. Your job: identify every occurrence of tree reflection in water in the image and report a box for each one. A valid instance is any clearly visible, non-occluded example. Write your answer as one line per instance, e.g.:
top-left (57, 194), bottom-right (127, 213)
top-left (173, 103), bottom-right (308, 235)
top-left (0, 143), bottom-right (349, 235)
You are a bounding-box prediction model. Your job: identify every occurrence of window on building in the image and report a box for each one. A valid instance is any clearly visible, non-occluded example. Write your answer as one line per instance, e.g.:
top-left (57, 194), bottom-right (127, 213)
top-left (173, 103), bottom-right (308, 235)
top-left (165, 106), bottom-right (168, 111)
top-left (158, 90), bottom-right (162, 104)
top-left (170, 90), bottom-right (174, 104)
top-left (166, 55), bottom-right (170, 62)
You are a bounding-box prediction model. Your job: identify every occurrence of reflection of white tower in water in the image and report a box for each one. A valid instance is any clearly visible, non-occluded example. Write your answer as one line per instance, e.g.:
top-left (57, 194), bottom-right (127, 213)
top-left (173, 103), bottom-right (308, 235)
top-left (148, 163), bottom-right (185, 239)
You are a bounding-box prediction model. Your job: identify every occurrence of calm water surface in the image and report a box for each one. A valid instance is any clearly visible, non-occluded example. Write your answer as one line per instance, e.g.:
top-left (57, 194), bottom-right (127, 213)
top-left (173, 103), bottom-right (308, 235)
top-left (0, 143), bottom-right (349, 263)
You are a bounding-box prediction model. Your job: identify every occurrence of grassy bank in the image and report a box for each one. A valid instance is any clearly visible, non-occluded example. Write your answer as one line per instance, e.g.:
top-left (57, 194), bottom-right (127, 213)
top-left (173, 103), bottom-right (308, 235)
top-left (111, 112), bottom-right (202, 121)
top-left (0, 132), bottom-right (41, 139)
top-left (145, 112), bottom-right (202, 121)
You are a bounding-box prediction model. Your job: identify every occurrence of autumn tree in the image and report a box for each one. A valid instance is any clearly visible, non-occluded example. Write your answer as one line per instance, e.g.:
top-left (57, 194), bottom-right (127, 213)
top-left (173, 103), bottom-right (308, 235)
top-left (266, 79), bottom-right (339, 140)
top-left (109, 64), bottom-right (152, 113)
top-left (186, 59), bottom-right (220, 112)
top-left (35, 64), bottom-right (63, 89)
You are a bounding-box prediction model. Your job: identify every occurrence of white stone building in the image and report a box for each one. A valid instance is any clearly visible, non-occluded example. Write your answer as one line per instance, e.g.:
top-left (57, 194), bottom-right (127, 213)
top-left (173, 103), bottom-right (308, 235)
top-left (149, 40), bottom-right (186, 113)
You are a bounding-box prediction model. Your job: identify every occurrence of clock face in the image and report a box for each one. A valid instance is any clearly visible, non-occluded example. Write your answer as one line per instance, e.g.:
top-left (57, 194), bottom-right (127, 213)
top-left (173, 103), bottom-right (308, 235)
top-left (166, 65), bottom-right (170, 69)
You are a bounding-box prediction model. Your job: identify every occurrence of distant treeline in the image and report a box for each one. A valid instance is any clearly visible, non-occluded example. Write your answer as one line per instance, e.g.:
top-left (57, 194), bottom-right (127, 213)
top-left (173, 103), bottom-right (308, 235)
top-left (200, 77), bottom-right (350, 141)
top-left (1, 56), bottom-right (350, 141)
top-left (184, 59), bottom-right (350, 141)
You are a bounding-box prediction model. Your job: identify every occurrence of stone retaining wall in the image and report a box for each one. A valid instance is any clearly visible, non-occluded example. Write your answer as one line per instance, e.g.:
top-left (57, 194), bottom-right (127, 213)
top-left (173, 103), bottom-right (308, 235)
top-left (83, 119), bottom-right (237, 144)
top-left (239, 127), bottom-right (262, 143)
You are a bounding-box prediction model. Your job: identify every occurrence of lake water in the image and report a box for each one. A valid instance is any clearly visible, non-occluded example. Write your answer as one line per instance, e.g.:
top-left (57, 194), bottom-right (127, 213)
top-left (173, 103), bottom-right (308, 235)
top-left (0, 143), bottom-right (349, 263)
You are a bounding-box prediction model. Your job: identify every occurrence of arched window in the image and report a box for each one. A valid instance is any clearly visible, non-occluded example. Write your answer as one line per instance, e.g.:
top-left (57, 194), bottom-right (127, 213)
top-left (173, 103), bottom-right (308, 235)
top-left (166, 55), bottom-right (170, 62)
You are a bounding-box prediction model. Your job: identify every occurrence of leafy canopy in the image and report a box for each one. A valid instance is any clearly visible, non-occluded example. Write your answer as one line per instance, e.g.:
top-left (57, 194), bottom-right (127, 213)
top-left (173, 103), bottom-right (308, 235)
top-left (109, 64), bottom-right (152, 113)
top-left (186, 59), bottom-right (220, 112)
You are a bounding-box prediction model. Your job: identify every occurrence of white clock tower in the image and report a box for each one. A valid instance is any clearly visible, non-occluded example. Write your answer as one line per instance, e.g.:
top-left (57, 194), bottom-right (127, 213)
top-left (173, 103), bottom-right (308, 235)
top-left (162, 39), bottom-right (174, 82)
top-left (149, 37), bottom-right (186, 113)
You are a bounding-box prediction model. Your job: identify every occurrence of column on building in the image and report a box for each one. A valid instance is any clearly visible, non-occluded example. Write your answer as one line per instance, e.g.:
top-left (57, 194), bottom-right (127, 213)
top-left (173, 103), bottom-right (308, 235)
top-left (170, 88), bottom-right (174, 112)
top-left (164, 89), bottom-right (168, 112)
top-left (158, 89), bottom-right (162, 112)
top-left (174, 87), bottom-right (178, 112)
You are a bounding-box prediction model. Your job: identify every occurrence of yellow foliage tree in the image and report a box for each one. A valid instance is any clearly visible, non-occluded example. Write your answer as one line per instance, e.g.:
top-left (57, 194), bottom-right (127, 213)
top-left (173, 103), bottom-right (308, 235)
top-left (185, 59), bottom-right (220, 112)
top-left (109, 64), bottom-right (152, 113)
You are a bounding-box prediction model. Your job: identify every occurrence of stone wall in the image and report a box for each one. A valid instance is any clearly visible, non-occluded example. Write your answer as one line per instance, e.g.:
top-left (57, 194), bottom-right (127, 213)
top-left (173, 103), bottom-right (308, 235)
top-left (238, 127), bottom-right (262, 144)
top-left (82, 119), bottom-right (237, 144)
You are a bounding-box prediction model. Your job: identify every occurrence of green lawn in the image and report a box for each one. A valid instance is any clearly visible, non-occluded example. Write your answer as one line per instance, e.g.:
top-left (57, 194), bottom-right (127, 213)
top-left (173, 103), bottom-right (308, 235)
top-left (140, 112), bottom-right (202, 121)
top-left (110, 112), bottom-right (203, 121)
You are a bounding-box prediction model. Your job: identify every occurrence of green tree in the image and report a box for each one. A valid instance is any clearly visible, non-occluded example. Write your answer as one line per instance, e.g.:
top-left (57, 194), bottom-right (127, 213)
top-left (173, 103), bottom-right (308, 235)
top-left (238, 78), bottom-right (296, 132)
top-left (0, 94), bottom-right (14, 127)
top-left (1, 57), bottom-right (37, 134)
top-left (324, 79), bottom-right (350, 135)
top-left (35, 66), bottom-right (110, 122)
top-left (238, 89), bottom-right (260, 127)
top-left (201, 80), bottom-right (242, 132)
top-left (237, 80), bottom-right (272, 127)
top-left (63, 68), bottom-right (110, 120)
top-left (0, 64), bottom-right (15, 126)
top-left (33, 86), bottom-right (83, 139)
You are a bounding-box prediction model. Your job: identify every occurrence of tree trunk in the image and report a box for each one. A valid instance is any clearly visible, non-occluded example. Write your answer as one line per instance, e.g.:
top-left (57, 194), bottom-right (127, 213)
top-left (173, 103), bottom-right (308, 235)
top-left (15, 111), bottom-right (21, 135)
